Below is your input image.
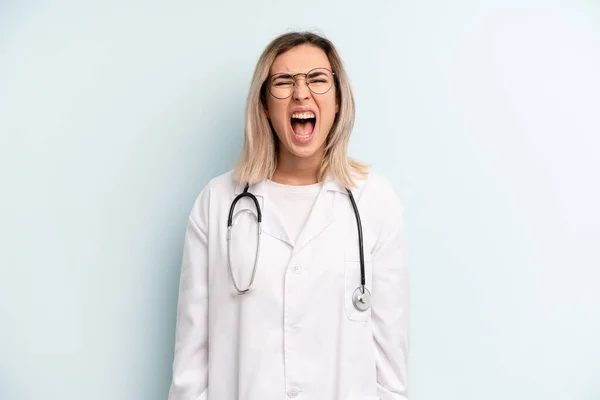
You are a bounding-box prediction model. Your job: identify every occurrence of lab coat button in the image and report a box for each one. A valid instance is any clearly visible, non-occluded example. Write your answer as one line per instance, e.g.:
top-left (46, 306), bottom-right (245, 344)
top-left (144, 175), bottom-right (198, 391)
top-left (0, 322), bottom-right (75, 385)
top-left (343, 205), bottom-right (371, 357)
top-left (292, 265), bottom-right (301, 274)
top-left (287, 388), bottom-right (300, 398)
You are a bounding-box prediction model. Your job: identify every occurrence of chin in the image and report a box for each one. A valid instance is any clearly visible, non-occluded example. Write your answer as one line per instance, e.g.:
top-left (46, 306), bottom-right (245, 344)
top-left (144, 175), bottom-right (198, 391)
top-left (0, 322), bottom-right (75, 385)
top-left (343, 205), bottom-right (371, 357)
top-left (288, 140), bottom-right (326, 159)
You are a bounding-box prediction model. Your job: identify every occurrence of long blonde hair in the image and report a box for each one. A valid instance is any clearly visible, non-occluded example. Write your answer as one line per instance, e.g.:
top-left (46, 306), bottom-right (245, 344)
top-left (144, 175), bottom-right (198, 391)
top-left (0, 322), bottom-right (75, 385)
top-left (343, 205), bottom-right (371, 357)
top-left (233, 31), bottom-right (369, 188)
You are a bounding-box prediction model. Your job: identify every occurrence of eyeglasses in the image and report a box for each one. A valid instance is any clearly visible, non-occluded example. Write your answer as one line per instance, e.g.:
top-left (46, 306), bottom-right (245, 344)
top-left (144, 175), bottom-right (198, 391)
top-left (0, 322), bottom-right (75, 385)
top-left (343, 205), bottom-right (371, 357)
top-left (267, 68), bottom-right (336, 99)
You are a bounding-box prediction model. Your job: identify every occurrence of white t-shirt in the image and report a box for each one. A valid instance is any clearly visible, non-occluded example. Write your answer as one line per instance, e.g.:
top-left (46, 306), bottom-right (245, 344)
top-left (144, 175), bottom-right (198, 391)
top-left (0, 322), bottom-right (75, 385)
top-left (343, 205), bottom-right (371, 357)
top-left (263, 179), bottom-right (321, 243)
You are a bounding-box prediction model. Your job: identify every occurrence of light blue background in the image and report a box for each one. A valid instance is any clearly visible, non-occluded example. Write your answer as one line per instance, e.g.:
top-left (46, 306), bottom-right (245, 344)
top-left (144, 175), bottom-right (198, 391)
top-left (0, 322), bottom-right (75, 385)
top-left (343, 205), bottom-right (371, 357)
top-left (1, 1), bottom-right (599, 399)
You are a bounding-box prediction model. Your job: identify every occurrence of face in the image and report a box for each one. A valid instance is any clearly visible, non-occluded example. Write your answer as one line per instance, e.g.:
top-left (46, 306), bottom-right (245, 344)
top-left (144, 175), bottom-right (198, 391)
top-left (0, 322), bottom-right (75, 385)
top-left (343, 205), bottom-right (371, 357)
top-left (265, 44), bottom-right (339, 164)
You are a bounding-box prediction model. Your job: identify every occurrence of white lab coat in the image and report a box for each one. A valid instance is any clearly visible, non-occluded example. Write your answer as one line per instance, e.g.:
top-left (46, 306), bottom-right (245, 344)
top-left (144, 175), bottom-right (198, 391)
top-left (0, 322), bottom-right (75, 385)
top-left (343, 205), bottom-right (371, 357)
top-left (168, 170), bottom-right (409, 400)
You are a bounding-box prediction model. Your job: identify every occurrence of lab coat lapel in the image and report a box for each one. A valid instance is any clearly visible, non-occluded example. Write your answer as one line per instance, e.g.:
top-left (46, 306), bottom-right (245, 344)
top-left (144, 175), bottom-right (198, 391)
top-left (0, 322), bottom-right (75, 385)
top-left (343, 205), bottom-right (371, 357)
top-left (293, 178), bottom-right (345, 253)
top-left (233, 180), bottom-right (293, 246)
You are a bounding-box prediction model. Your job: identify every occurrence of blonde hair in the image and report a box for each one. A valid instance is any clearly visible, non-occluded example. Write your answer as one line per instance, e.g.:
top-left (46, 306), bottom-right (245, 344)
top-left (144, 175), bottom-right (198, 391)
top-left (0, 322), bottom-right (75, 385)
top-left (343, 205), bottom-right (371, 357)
top-left (233, 31), bottom-right (369, 188)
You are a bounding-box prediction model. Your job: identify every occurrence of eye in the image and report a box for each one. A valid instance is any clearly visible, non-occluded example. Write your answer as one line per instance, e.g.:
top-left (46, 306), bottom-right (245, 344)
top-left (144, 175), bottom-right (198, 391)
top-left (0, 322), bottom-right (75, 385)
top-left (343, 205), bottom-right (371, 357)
top-left (272, 74), bottom-right (294, 86)
top-left (274, 81), bottom-right (294, 87)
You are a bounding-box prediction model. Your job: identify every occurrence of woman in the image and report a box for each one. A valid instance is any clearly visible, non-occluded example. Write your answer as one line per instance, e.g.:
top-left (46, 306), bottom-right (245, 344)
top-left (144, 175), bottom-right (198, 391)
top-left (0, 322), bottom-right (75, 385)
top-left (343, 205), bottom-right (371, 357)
top-left (168, 32), bottom-right (409, 400)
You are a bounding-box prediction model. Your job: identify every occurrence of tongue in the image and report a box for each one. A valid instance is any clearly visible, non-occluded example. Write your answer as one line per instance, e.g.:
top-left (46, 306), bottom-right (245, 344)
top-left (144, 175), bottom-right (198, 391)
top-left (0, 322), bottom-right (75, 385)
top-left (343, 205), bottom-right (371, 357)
top-left (292, 119), bottom-right (315, 136)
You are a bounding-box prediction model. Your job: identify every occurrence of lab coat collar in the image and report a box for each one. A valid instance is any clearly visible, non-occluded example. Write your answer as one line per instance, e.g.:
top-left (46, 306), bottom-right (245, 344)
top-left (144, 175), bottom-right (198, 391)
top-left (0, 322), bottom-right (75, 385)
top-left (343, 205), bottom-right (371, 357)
top-left (290, 174), bottom-right (366, 251)
top-left (232, 175), bottom-right (358, 249)
top-left (233, 175), bottom-right (356, 197)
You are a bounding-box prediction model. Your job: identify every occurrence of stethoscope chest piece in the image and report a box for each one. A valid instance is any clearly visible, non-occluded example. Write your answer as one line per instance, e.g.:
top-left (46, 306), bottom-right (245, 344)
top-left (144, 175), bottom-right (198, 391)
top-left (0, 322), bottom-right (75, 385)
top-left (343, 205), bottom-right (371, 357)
top-left (352, 286), bottom-right (371, 311)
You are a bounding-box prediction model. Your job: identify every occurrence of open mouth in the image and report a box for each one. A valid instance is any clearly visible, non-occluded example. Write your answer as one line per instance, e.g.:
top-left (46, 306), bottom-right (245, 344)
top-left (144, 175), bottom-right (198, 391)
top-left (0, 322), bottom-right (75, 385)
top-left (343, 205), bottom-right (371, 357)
top-left (290, 111), bottom-right (317, 142)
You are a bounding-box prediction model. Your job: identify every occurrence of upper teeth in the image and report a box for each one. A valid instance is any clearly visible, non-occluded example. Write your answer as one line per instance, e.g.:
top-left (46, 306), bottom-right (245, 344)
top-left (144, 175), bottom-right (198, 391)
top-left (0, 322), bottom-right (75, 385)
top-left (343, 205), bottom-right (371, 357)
top-left (292, 112), bottom-right (315, 119)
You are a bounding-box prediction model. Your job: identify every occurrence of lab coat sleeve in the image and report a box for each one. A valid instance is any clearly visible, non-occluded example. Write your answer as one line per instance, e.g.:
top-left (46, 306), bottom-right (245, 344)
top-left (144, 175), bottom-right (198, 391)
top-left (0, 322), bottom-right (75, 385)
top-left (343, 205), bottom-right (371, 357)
top-left (371, 189), bottom-right (409, 400)
top-left (168, 189), bottom-right (210, 400)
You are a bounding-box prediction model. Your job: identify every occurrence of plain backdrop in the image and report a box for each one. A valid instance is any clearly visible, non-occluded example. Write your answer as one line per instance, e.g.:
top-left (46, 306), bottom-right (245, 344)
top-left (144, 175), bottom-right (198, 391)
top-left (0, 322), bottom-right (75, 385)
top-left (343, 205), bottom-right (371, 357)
top-left (1, 1), bottom-right (599, 399)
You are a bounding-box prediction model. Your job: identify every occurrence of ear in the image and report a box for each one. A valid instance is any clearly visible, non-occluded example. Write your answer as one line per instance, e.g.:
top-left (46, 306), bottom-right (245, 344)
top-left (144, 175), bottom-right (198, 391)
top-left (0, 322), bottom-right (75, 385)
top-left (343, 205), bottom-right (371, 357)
top-left (264, 105), bottom-right (269, 119)
top-left (335, 101), bottom-right (339, 114)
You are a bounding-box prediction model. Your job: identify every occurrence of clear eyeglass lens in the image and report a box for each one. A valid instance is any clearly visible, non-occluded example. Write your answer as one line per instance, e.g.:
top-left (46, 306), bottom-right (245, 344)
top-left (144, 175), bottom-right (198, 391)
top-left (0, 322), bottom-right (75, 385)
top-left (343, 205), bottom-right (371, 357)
top-left (269, 68), bottom-right (333, 98)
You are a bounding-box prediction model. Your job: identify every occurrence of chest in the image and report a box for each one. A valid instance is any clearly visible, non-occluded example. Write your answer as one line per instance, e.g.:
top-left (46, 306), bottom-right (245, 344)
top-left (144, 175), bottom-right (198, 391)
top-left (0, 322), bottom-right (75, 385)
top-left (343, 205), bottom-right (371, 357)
top-left (205, 189), bottom-right (377, 318)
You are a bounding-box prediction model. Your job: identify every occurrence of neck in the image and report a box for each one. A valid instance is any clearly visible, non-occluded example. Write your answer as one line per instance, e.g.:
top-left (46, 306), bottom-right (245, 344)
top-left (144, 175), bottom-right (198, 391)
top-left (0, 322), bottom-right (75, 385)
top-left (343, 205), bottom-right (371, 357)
top-left (271, 148), bottom-right (324, 186)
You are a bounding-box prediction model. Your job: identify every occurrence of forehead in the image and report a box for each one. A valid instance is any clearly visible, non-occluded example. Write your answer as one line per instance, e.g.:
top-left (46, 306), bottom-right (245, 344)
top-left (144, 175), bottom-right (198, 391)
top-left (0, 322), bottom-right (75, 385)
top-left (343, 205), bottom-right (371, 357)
top-left (270, 44), bottom-right (332, 74)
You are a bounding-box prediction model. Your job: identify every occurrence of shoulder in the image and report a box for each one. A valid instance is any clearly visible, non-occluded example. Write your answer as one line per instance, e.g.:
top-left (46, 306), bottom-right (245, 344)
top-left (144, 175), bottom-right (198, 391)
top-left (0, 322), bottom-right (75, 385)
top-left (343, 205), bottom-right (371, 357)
top-left (358, 169), bottom-right (402, 209)
top-left (195, 170), bottom-right (237, 200)
top-left (188, 170), bottom-right (236, 222)
top-left (356, 169), bottom-right (405, 233)
top-left (361, 169), bottom-right (396, 194)
top-left (204, 169), bottom-right (237, 194)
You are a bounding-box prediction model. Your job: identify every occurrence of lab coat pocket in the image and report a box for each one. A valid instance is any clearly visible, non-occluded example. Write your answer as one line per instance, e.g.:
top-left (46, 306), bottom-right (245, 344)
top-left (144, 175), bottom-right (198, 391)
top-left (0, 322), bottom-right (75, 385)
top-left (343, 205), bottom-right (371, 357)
top-left (343, 258), bottom-right (372, 322)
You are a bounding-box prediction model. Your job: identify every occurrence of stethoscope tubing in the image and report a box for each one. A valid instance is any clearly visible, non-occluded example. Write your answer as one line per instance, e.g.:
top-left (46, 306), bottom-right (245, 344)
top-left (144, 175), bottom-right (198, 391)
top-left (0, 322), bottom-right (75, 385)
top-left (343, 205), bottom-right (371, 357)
top-left (226, 182), bottom-right (369, 311)
top-left (346, 189), bottom-right (365, 290)
top-left (227, 184), bottom-right (262, 294)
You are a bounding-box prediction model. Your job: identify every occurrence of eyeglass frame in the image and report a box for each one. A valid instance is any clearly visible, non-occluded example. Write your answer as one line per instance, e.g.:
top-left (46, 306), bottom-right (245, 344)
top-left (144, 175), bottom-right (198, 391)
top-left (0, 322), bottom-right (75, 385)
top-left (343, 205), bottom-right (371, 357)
top-left (264, 67), bottom-right (337, 100)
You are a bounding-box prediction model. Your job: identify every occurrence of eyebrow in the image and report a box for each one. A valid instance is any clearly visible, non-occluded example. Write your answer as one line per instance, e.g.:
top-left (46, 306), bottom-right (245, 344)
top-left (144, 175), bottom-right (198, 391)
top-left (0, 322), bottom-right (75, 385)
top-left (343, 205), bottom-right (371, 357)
top-left (307, 71), bottom-right (327, 78)
top-left (271, 69), bottom-right (330, 77)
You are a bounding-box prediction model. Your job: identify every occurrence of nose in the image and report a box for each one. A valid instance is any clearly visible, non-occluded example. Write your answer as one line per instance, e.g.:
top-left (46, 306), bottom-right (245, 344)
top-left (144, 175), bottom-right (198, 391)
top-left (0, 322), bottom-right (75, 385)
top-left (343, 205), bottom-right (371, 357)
top-left (293, 76), bottom-right (310, 101)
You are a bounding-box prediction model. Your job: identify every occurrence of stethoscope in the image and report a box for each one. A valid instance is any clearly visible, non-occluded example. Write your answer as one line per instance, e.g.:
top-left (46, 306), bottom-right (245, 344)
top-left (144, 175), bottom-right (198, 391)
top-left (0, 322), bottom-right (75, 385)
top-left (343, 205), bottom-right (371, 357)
top-left (226, 183), bottom-right (371, 312)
